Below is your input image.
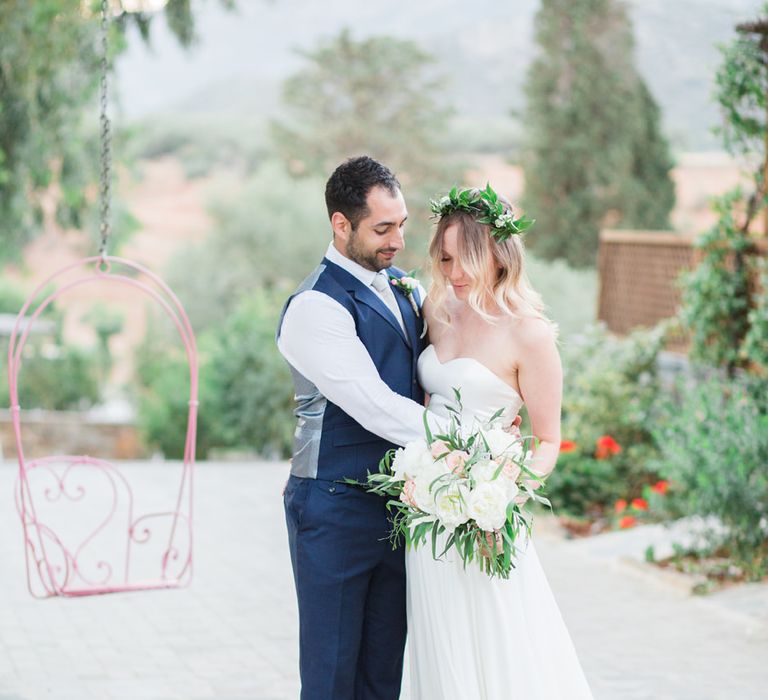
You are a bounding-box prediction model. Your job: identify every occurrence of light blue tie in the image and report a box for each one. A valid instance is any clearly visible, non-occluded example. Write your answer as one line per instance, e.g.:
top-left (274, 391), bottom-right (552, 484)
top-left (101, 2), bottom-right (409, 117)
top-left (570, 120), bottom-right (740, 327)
top-left (372, 271), bottom-right (405, 331)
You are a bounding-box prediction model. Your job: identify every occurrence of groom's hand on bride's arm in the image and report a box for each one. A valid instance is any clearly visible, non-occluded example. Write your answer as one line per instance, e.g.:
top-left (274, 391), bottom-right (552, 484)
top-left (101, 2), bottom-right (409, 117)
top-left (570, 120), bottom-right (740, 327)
top-left (504, 414), bottom-right (522, 438)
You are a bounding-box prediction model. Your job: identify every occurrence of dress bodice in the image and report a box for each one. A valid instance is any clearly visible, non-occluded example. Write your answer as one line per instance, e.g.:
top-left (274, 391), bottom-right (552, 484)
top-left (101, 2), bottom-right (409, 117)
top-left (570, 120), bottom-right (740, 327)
top-left (417, 344), bottom-right (524, 427)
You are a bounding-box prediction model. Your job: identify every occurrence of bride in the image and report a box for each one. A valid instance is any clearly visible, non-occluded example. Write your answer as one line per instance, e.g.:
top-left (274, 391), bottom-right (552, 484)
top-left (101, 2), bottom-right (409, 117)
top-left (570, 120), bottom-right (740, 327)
top-left (406, 188), bottom-right (594, 699)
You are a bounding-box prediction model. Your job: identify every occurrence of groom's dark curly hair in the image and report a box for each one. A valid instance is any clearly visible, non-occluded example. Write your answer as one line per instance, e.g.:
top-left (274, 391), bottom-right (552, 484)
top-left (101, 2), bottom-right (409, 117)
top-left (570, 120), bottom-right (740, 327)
top-left (325, 156), bottom-right (401, 231)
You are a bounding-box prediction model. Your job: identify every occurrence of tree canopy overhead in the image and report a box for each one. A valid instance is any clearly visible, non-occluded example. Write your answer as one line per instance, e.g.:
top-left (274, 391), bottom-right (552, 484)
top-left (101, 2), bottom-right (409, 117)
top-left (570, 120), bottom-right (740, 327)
top-left (0, 0), bottom-right (233, 263)
top-left (272, 28), bottom-right (452, 182)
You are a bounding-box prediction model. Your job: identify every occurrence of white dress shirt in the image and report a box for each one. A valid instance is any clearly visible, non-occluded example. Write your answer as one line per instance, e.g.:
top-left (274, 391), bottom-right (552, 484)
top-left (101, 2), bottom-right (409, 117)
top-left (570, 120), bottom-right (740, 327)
top-left (277, 242), bottom-right (433, 447)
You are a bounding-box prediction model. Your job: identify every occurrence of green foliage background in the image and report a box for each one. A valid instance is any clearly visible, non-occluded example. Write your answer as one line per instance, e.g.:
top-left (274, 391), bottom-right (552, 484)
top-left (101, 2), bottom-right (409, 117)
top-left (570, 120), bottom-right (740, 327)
top-left (545, 324), bottom-right (666, 515)
top-left (652, 372), bottom-right (768, 579)
top-left (0, 0), bottom-right (233, 263)
top-left (522, 0), bottom-right (675, 268)
top-left (136, 289), bottom-right (294, 459)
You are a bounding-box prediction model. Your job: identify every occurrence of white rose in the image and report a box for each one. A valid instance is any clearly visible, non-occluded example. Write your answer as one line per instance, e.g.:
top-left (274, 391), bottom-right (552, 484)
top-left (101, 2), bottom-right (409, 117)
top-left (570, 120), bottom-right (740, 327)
top-left (392, 439), bottom-right (433, 481)
top-left (400, 276), bottom-right (418, 290)
top-left (468, 481), bottom-right (510, 532)
top-left (433, 480), bottom-right (471, 532)
top-left (503, 478), bottom-right (520, 503)
top-left (470, 459), bottom-right (519, 500)
top-left (470, 458), bottom-right (501, 485)
top-left (412, 461), bottom-right (451, 514)
top-left (482, 427), bottom-right (524, 461)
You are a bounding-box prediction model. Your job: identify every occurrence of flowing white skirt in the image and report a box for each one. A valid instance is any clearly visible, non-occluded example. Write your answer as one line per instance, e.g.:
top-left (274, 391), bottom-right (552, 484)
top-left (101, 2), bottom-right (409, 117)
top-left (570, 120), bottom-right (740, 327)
top-left (405, 534), bottom-right (594, 700)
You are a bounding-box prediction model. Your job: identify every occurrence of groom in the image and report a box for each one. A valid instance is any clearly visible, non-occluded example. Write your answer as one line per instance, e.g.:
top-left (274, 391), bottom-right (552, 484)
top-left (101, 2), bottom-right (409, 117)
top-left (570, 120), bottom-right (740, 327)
top-left (277, 156), bottom-right (434, 700)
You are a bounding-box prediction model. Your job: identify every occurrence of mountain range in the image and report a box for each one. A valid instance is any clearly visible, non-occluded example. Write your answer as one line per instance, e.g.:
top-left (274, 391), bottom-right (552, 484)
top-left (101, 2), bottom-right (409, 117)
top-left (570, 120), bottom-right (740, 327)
top-left (115, 0), bottom-right (763, 150)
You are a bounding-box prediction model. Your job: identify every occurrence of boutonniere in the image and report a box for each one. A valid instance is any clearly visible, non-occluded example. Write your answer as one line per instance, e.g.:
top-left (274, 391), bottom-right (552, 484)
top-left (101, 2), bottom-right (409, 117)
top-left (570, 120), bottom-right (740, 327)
top-left (388, 272), bottom-right (421, 318)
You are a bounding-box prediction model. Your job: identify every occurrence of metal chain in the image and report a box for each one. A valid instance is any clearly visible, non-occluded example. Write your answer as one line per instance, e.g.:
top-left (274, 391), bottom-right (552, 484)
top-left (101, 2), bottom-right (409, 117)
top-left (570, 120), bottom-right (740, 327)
top-left (98, 0), bottom-right (112, 260)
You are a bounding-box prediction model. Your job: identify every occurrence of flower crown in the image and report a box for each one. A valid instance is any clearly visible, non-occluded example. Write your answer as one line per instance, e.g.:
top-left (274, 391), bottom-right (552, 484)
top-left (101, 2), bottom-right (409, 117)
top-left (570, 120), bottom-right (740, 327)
top-left (429, 184), bottom-right (534, 243)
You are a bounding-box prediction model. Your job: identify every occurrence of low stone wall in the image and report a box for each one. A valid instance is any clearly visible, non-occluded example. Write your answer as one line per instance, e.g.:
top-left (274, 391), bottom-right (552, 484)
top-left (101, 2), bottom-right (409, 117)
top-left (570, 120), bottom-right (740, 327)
top-left (0, 409), bottom-right (146, 461)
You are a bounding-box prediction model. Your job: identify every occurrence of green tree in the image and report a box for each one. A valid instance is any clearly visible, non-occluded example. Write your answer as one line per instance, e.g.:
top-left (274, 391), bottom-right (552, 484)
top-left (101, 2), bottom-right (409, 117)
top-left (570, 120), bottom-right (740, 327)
top-left (680, 8), bottom-right (768, 375)
top-left (680, 190), bottom-right (755, 372)
top-left (163, 161), bottom-right (328, 333)
top-left (205, 291), bottom-right (295, 458)
top-left (136, 290), bottom-right (295, 459)
top-left (620, 81), bottom-right (676, 230)
top-left (522, 0), bottom-right (675, 268)
top-left (667, 11), bottom-right (768, 581)
top-left (271, 28), bottom-right (460, 269)
top-left (0, 0), bottom-right (233, 263)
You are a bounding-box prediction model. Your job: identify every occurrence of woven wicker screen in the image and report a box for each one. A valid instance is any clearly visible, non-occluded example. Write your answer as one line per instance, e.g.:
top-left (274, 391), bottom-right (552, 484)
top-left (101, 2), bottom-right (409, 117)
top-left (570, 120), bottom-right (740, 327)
top-left (597, 231), bottom-right (698, 340)
top-left (598, 231), bottom-right (767, 352)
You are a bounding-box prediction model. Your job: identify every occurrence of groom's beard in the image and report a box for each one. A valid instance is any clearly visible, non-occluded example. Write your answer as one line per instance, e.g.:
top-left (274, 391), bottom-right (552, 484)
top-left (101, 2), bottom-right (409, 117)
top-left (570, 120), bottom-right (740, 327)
top-left (347, 231), bottom-right (397, 272)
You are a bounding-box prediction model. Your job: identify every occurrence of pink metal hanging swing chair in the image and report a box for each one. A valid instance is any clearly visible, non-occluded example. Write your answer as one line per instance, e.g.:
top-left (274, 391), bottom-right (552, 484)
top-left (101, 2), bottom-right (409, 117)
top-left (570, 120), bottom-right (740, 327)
top-left (7, 1), bottom-right (198, 598)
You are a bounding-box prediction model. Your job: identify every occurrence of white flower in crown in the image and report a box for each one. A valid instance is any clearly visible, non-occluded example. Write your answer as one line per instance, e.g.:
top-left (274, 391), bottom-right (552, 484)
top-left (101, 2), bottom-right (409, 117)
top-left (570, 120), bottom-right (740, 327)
top-left (494, 212), bottom-right (515, 229)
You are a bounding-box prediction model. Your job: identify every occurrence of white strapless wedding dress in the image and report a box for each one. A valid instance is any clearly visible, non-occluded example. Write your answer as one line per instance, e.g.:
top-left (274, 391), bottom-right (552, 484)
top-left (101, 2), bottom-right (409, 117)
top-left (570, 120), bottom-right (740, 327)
top-left (405, 345), bottom-right (594, 700)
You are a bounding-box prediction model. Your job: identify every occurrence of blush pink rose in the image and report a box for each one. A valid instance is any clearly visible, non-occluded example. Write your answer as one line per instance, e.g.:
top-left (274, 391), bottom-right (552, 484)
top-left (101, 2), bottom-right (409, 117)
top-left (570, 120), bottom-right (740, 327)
top-left (445, 450), bottom-right (469, 475)
top-left (501, 459), bottom-right (521, 482)
top-left (430, 440), bottom-right (450, 459)
top-left (514, 492), bottom-right (530, 505)
top-left (400, 479), bottom-right (418, 507)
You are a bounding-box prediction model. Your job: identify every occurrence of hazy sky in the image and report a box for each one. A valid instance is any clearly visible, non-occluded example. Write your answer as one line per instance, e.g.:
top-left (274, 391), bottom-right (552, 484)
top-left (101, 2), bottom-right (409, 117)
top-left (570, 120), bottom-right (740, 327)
top-left (115, 0), bottom-right (762, 143)
top-left (116, 0), bottom-right (536, 117)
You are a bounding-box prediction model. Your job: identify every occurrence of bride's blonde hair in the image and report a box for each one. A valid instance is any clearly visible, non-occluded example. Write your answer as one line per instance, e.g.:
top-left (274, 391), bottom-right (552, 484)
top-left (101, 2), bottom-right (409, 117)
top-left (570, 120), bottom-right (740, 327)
top-left (428, 195), bottom-right (553, 328)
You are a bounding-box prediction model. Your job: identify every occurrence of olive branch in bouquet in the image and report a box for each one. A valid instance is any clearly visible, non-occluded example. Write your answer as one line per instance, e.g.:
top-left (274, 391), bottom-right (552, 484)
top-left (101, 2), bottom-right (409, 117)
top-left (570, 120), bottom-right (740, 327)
top-left (352, 389), bottom-right (552, 579)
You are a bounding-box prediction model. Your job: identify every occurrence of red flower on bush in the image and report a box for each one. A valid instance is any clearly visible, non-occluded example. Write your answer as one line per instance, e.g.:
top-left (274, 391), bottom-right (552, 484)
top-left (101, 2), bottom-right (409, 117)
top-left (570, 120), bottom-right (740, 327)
top-left (595, 435), bottom-right (622, 460)
top-left (618, 515), bottom-right (637, 529)
top-left (631, 498), bottom-right (648, 511)
top-left (614, 499), bottom-right (627, 514)
top-left (651, 480), bottom-right (669, 495)
top-left (559, 440), bottom-right (578, 453)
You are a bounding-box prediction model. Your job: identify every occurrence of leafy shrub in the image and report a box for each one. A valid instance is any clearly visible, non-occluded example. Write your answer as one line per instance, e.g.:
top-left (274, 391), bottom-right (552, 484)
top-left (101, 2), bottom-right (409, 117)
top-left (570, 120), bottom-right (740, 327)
top-left (1, 345), bottom-right (100, 410)
top-left (1, 279), bottom-right (100, 411)
top-left (204, 291), bottom-right (295, 458)
top-left (135, 335), bottom-right (215, 460)
top-left (743, 256), bottom-right (768, 371)
top-left (679, 190), bottom-right (757, 372)
top-left (546, 323), bottom-right (666, 515)
top-left (0, 277), bottom-right (27, 313)
top-left (547, 447), bottom-right (624, 516)
top-left (136, 289), bottom-right (295, 459)
top-left (652, 371), bottom-right (768, 579)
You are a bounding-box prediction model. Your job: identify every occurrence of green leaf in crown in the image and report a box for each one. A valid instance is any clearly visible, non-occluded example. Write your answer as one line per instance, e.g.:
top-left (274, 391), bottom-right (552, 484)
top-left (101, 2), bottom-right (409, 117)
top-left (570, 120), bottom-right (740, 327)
top-left (429, 183), bottom-right (535, 243)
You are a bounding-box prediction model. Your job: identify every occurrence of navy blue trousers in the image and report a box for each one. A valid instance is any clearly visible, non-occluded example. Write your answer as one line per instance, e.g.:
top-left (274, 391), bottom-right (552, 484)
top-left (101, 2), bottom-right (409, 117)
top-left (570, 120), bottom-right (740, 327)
top-left (284, 475), bottom-right (407, 700)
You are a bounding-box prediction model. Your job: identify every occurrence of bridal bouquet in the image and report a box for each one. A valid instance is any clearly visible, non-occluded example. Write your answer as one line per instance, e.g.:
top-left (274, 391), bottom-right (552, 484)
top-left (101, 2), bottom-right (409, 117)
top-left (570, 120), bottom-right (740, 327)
top-left (363, 391), bottom-right (551, 579)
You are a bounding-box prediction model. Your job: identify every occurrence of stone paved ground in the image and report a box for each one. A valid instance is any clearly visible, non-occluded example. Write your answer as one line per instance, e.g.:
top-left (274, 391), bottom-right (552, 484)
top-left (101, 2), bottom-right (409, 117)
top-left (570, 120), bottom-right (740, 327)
top-left (1, 460), bottom-right (766, 700)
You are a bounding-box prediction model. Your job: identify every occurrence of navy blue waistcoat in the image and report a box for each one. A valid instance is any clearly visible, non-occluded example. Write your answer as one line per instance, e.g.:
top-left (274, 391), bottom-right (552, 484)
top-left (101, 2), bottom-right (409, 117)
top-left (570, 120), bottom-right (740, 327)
top-left (277, 258), bottom-right (425, 482)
